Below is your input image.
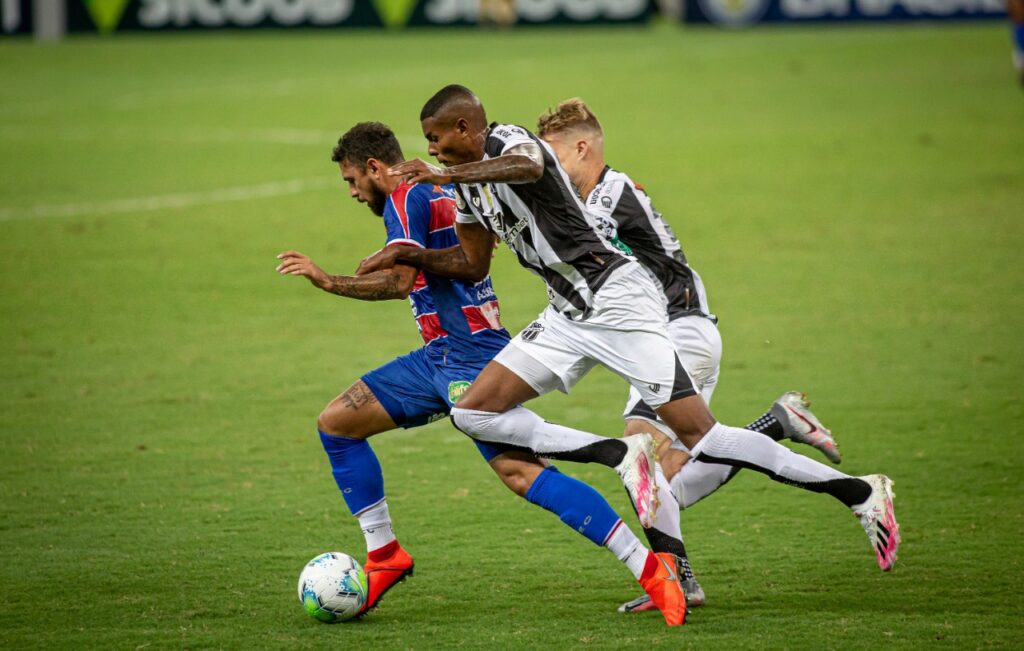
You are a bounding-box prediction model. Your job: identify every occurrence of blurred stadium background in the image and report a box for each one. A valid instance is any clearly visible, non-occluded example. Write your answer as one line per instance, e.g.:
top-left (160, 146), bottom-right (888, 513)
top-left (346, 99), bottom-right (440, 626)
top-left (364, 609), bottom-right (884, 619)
top-left (2, 1), bottom-right (1022, 649)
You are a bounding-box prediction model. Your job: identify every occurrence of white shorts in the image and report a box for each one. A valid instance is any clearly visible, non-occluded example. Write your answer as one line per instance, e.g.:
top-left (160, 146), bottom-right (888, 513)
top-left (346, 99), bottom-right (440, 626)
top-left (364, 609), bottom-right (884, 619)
top-left (494, 262), bottom-right (697, 409)
top-left (623, 314), bottom-right (722, 440)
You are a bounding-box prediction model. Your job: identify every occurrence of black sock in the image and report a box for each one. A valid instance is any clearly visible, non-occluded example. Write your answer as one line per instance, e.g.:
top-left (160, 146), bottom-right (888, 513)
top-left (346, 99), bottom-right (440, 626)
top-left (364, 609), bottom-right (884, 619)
top-left (746, 411), bottom-right (785, 441)
top-left (641, 527), bottom-right (695, 581)
top-left (545, 439), bottom-right (626, 468)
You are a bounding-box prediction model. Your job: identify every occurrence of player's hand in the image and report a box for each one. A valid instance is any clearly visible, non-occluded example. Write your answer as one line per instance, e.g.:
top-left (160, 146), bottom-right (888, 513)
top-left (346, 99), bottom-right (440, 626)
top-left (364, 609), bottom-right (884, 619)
top-left (356, 247), bottom-right (400, 275)
top-left (276, 250), bottom-right (331, 290)
top-left (388, 159), bottom-right (452, 186)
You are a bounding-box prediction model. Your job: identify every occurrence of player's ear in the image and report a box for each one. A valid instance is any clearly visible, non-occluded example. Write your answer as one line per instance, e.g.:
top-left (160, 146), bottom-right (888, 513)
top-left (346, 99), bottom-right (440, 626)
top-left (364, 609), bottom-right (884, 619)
top-left (577, 139), bottom-right (589, 159)
top-left (456, 117), bottom-right (470, 137)
top-left (366, 158), bottom-right (383, 179)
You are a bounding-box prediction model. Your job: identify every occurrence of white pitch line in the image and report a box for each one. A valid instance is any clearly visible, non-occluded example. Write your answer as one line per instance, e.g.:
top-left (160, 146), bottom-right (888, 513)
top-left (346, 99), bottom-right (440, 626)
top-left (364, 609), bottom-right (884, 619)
top-left (0, 176), bottom-right (336, 222)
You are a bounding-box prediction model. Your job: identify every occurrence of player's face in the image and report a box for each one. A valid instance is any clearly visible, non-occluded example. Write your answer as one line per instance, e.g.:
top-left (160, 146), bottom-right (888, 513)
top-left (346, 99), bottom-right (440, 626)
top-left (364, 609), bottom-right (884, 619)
top-left (340, 160), bottom-right (388, 216)
top-left (541, 132), bottom-right (585, 189)
top-left (422, 116), bottom-right (479, 167)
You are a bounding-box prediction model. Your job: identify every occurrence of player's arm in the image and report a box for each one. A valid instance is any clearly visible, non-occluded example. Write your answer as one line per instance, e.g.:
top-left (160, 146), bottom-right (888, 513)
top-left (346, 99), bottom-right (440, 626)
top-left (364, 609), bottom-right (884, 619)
top-left (276, 250), bottom-right (418, 301)
top-left (355, 221), bottom-right (495, 282)
top-left (388, 143), bottom-right (544, 186)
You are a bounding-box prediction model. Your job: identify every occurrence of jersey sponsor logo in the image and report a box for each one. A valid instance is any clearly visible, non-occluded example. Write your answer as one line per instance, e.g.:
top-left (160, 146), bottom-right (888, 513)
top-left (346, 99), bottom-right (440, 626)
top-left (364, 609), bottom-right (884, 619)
top-left (474, 284), bottom-right (497, 301)
top-left (499, 214), bottom-right (529, 246)
top-left (447, 380), bottom-right (472, 404)
top-left (521, 321), bottom-right (545, 342)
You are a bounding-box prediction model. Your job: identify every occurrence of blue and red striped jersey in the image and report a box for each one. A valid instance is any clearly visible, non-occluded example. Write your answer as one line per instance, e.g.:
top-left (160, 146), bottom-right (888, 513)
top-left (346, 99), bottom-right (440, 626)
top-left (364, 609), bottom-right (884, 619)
top-left (382, 182), bottom-right (509, 360)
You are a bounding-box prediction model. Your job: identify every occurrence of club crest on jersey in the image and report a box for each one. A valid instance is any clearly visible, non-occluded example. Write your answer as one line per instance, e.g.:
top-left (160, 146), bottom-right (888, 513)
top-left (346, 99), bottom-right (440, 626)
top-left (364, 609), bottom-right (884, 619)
top-left (455, 192), bottom-right (467, 211)
top-left (521, 322), bottom-right (545, 342)
top-left (601, 196), bottom-right (612, 208)
top-left (447, 380), bottom-right (472, 404)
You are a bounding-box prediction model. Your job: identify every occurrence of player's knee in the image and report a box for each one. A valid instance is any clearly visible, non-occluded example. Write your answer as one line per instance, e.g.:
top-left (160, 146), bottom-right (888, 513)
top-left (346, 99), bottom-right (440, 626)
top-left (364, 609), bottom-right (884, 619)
top-left (660, 449), bottom-right (690, 481)
top-left (317, 406), bottom-right (367, 439)
top-left (450, 406), bottom-right (486, 435)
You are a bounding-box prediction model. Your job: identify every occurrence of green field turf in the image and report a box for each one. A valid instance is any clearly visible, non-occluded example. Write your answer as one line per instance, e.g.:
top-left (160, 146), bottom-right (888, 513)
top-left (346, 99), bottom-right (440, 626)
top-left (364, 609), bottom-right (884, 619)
top-left (1, 23), bottom-right (1023, 649)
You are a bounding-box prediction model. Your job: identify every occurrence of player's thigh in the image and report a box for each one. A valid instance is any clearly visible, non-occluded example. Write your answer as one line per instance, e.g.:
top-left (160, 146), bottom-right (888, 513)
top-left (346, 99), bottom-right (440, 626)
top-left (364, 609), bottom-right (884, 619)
top-left (655, 394), bottom-right (716, 449)
top-left (318, 380), bottom-right (396, 439)
top-left (454, 358), bottom-right (540, 412)
top-left (456, 316), bottom-right (589, 411)
top-left (667, 316), bottom-right (722, 402)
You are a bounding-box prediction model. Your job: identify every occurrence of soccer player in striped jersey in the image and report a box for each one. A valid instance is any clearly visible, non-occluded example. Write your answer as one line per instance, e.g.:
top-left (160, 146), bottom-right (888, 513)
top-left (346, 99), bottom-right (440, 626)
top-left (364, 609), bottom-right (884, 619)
top-left (537, 98), bottom-right (848, 613)
top-left (276, 121), bottom-right (685, 622)
top-left (361, 85), bottom-right (900, 601)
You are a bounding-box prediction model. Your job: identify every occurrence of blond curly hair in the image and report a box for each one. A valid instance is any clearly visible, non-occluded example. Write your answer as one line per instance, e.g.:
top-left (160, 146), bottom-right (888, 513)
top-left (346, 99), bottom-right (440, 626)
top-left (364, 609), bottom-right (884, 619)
top-left (536, 98), bottom-right (603, 138)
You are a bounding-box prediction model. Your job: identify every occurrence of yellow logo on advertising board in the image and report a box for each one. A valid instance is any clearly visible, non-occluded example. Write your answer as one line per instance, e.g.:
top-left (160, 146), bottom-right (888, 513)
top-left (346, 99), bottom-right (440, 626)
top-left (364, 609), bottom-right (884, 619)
top-left (372, 0), bottom-right (417, 28)
top-left (84, 0), bottom-right (130, 33)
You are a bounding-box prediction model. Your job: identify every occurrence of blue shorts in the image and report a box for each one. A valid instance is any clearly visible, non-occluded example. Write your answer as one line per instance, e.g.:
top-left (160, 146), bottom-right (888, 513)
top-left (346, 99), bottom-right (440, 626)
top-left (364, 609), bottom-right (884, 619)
top-left (361, 345), bottom-right (510, 462)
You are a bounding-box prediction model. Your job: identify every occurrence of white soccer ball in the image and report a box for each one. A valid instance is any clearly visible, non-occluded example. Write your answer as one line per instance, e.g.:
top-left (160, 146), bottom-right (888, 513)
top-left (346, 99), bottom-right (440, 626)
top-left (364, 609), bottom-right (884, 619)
top-left (297, 552), bottom-right (368, 623)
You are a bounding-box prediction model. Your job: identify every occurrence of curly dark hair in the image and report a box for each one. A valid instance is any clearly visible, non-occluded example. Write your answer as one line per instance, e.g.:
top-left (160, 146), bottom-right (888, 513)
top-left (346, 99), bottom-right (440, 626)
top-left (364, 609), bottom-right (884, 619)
top-left (330, 122), bottom-right (404, 169)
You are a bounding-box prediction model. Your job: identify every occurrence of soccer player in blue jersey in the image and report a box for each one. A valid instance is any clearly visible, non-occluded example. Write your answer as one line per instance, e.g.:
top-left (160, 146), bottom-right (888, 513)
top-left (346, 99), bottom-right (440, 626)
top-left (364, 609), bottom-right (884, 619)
top-left (276, 122), bottom-right (685, 622)
top-left (1010, 0), bottom-right (1024, 85)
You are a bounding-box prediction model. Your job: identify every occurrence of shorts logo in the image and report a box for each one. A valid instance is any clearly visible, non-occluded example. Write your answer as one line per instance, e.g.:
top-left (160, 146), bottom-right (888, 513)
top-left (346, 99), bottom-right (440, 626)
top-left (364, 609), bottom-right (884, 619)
top-left (427, 412), bottom-right (447, 423)
top-left (648, 383), bottom-right (661, 394)
top-left (447, 380), bottom-right (472, 404)
top-left (521, 321), bottom-right (545, 342)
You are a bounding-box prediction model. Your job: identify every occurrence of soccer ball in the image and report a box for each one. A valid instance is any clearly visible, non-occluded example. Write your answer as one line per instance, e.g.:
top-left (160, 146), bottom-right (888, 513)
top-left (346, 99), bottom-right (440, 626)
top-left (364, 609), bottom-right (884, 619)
top-left (297, 552), bottom-right (368, 623)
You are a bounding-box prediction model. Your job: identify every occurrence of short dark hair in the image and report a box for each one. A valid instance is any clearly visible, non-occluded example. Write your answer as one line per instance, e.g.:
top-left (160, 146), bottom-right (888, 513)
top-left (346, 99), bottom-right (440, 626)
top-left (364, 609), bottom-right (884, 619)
top-left (331, 122), bottom-right (404, 168)
top-left (420, 84), bottom-right (478, 121)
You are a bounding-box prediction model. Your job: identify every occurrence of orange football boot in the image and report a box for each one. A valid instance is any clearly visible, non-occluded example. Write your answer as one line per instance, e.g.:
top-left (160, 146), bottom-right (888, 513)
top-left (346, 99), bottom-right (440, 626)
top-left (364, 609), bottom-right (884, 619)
top-left (357, 540), bottom-right (414, 616)
top-left (637, 551), bottom-right (686, 626)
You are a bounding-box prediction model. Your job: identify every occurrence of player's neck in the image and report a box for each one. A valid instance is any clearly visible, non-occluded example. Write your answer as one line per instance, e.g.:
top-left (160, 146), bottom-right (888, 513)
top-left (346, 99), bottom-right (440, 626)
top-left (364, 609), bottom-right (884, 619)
top-left (577, 158), bottom-right (606, 199)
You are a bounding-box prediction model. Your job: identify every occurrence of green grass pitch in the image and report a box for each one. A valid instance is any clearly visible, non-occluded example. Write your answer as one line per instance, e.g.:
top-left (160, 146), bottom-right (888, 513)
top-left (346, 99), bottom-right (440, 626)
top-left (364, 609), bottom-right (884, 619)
top-left (1, 23), bottom-right (1022, 649)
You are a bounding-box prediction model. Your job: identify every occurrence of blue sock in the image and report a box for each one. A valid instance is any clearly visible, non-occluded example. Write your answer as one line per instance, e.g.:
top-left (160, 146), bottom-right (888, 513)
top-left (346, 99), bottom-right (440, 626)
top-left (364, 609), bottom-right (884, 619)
top-left (318, 431), bottom-right (384, 515)
top-left (525, 466), bottom-right (621, 547)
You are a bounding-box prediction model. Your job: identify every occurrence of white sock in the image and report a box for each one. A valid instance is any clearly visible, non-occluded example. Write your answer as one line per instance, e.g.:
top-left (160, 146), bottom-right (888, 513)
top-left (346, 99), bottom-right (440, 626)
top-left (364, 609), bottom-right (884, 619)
top-left (604, 521), bottom-right (649, 580)
top-left (691, 422), bottom-right (850, 484)
top-left (650, 464), bottom-right (682, 540)
top-left (356, 499), bottom-right (396, 553)
top-left (451, 406), bottom-right (608, 456)
top-left (670, 459), bottom-right (736, 508)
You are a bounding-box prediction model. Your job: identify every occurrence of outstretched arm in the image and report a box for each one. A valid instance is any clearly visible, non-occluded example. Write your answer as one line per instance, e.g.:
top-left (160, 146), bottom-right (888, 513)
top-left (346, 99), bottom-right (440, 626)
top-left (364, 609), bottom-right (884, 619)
top-left (388, 143), bottom-right (544, 186)
top-left (355, 221), bottom-right (496, 282)
top-left (276, 250), bottom-right (418, 301)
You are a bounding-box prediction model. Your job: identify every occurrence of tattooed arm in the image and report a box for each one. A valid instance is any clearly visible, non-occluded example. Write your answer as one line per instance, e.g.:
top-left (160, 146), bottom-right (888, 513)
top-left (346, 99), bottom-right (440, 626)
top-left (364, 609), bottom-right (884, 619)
top-left (355, 221), bottom-right (495, 283)
top-left (276, 250), bottom-right (417, 301)
top-left (387, 143), bottom-right (544, 186)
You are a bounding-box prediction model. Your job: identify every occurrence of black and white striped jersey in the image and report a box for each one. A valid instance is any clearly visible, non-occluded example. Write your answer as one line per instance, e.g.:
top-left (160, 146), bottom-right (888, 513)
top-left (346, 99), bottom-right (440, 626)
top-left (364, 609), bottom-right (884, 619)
top-left (585, 166), bottom-right (714, 322)
top-left (453, 123), bottom-right (630, 319)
